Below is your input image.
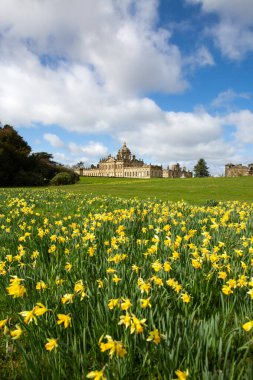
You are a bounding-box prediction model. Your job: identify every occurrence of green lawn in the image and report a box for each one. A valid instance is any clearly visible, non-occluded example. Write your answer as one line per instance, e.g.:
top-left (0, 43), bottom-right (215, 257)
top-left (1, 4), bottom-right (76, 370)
top-left (60, 176), bottom-right (253, 204)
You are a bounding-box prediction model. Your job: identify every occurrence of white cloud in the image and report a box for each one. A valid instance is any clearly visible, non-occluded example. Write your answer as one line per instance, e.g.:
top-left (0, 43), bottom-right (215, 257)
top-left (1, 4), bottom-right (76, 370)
top-left (211, 89), bottom-right (251, 109)
top-left (186, 0), bottom-right (253, 59)
top-left (43, 133), bottom-right (64, 148)
top-left (210, 22), bottom-right (253, 60)
top-left (0, 0), bottom-right (252, 174)
top-left (111, 109), bottom-right (236, 165)
top-left (68, 142), bottom-right (108, 157)
top-left (0, 0), bottom-right (186, 98)
top-left (0, 0), bottom-right (188, 138)
top-left (186, 46), bottom-right (215, 69)
top-left (187, 0), bottom-right (253, 22)
top-left (224, 110), bottom-right (253, 144)
top-left (53, 152), bottom-right (67, 162)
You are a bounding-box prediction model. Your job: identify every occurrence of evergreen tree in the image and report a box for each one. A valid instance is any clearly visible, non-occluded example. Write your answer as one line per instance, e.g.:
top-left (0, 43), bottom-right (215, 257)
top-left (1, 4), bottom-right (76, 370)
top-left (193, 158), bottom-right (210, 177)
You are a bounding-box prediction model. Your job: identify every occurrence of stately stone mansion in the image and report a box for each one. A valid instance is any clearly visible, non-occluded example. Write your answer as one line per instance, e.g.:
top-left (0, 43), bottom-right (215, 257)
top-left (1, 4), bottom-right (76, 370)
top-left (225, 163), bottom-right (253, 177)
top-left (75, 142), bottom-right (192, 179)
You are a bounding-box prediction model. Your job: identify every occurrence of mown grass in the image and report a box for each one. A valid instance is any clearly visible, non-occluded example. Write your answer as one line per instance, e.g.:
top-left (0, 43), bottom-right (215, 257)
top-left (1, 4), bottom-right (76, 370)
top-left (60, 176), bottom-right (253, 204)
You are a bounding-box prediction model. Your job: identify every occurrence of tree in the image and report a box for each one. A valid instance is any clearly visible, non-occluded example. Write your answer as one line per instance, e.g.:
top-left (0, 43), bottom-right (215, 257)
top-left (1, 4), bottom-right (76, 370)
top-left (74, 161), bottom-right (84, 168)
top-left (0, 124), bottom-right (32, 186)
top-left (193, 158), bottom-right (210, 177)
top-left (0, 124), bottom-right (79, 186)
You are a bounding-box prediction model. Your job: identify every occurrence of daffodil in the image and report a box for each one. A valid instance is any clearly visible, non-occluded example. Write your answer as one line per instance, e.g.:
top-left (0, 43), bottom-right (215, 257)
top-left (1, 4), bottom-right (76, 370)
top-left (147, 328), bottom-right (161, 345)
top-left (99, 335), bottom-right (126, 358)
top-left (57, 314), bottom-right (72, 328)
top-left (140, 298), bottom-right (151, 309)
top-left (163, 261), bottom-right (172, 272)
top-left (74, 280), bottom-right (87, 299)
top-left (247, 289), bottom-right (253, 299)
top-left (181, 293), bottom-right (191, 303)
top-left (174, 369), bottom-right (189, 380)
top-left (0, 319), bottom-right (7, 329)
top-left (130, 315), bottom-right (147, 334)
top-left (61, 293), bottom-right (74, 304)
top-left (6, 276), bottom-right (26, 298)
top-left (132, 264), bottom-right (140, 272)
top-left (112, 275), bottom-right (121, 284)
top-left (218, 271), bottom-right (227, 280)
top-left (65, 262), bottom-right (72, 272)
top-left (222, 285), bottom-right (233, 295)
top-left (120, 298), bottom-right (132, 311)
top-left (96, 279), bottom-right (104, 288)
top-left (45, 338), bottom-right (58, 351)
top-left (108, 298), bottom-right (119, 310)
top-left (118, 313), bottom-right (131, 328)
top-left (36, 281), bottom-right (47, 290)
top-left (242, 321), bottom-right (253, 331)
top-left (19, 310), bottom-right (37, 324)
top-left (10, 325), bottom-right (23, 340)
top-left (87, 368), bottom-right (106, 380)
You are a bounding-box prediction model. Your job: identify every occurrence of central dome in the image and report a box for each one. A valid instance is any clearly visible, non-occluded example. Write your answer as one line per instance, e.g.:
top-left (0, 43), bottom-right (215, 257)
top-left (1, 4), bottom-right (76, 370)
top-left (117, 142), bottom-right (131, 160)
top-left (120, 142), bottom-right (130, 153)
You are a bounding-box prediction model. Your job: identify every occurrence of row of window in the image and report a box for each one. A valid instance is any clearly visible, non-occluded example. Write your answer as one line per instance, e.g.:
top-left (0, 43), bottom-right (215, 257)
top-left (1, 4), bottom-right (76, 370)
top-left (82, 170), bottom-right (163, 178)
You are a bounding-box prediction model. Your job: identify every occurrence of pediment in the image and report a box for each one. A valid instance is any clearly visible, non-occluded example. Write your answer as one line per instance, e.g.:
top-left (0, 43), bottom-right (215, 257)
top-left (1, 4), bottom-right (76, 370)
top-left (105, 156), bottom-right (115, 163)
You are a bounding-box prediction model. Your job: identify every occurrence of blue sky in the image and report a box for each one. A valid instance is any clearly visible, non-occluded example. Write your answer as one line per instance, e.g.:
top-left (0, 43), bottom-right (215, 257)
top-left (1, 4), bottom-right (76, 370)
top-left (0, 0), bottom-right (253, 175)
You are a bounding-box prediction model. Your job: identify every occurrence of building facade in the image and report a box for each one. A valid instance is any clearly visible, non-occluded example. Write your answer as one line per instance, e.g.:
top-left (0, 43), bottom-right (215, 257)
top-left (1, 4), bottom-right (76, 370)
top-left (225, 163), bottom-right (253, 177)
top-left (75, 143), bottom-right (192, 179)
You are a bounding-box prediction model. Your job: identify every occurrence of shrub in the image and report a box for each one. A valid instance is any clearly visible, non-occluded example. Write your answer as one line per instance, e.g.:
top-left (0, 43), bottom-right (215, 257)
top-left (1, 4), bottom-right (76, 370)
top-left (204, 199), bottom-right (219, 207)
top-left (56, 167), bottom-right (79, 183)
top-left (50, 172), bottom-right (75, 185)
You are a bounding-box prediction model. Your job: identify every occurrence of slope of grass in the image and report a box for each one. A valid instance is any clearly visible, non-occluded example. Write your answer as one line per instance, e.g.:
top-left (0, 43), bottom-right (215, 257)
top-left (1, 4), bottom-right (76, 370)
top-left (60, 176), bottom-right (253, 204)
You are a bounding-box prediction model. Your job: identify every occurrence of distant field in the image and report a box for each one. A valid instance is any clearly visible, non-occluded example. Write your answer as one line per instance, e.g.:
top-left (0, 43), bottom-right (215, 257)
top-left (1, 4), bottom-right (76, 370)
top-left (61, 176), bottom-right (253, 204)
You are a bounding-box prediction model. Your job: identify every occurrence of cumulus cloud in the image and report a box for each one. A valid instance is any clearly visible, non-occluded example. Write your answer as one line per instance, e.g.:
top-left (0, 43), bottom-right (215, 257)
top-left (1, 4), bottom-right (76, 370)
top-left (186, 0), bottom-right (253, 59)
top-left (112, 109), bottom-right (236, 165)
top-left (44, 133), bottom-right (64, 148)
top-left (224, 110), bottom-right (253, 144)
top-left (187, 0), bottom-right (253, 22)
top-left (0, 0), bottom-right (186, 98)
top-left (211, 89), bottom-right (251, 109)
top-left (68, 142), bottom-right (108, 157)
top-left (186, 46), bottom-right (215, 69)
top-left (0, 0), bottom-right (252, 174)
top-left (0, 0), bottom-right (188, 136)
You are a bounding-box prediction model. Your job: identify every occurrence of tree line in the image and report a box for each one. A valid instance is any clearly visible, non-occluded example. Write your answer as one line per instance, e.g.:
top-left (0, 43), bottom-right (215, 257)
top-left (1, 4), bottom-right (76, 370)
top-left (0, 124), bottom-right (79, 186)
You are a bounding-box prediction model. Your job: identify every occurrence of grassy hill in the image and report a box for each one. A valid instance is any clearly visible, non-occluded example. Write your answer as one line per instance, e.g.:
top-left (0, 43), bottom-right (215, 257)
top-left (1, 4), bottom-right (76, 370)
top-left (61, 176), bottom-right (253, 204)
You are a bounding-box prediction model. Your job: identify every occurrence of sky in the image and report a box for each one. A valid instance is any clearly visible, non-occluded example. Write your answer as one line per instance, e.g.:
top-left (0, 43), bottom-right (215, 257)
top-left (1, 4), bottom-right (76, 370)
top-left (0, 0), bottom-right (253, 176)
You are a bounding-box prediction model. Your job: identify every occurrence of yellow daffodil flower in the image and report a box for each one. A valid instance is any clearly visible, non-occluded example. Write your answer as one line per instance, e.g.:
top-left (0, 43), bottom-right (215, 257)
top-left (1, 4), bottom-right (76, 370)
top-left (61, 293), bottom-right (74, 304)
top-left (174, 369), bottom-right (189, 380)
top-left (10, 325), bottom-right (23, 340)
top-left (45, 338), bottom-right (58, 351)
top-left (0, 319), bottom-right (7, 329)
top-left (242, 321), bottom-right (253, 331)
top-left (99, 335), bottom-right (126, 358)
top-left (19, 310), bottom-right (37, 324)
top-left (86, 368), bottom-right (106, 380)
top-left (147, 328), bottom-right (161, 345)
top-left (57, 314), bottom-right (72, 328)
top-left (33, 303), bottom-right (48, 316)
top-left (6, 276), bottom-right (26, 298)
top-left (181, 293), bottom-right (191, 303)
top-left (140, 298), bottom-right (151, 309)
